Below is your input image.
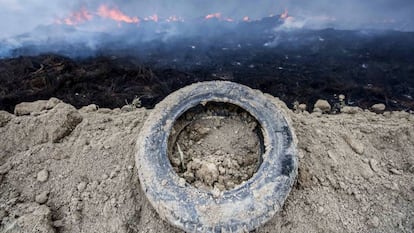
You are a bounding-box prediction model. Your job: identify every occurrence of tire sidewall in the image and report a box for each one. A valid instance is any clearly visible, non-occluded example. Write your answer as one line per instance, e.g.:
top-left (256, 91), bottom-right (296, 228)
top-left (136, 81), bottom-right (298, 232)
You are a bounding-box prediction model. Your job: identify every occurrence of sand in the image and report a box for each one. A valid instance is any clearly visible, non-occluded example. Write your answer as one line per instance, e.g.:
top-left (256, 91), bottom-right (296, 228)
top-left (0, 97), bottom-right (413, 233)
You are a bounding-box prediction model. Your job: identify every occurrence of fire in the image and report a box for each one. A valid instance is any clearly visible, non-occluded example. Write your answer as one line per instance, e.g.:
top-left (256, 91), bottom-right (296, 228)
top-left (166, 15), bottom-right (184, 22)
top-left (205, 13), bottom-right (221, 20)
top-left (97, 5), bottom-right (139, 24)
top-left (146, 14), bottom-right (159, 22)
top-left (280, 9), bottom-right (289, 19)
top-left (205, 13), bottom-right (234, 22)
top-left (56, 7), bottom-right (93, 25)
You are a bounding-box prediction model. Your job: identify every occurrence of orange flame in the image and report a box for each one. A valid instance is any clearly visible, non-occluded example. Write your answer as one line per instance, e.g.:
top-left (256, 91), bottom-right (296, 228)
top-left (97, 5), bottom-right (139, 24)
top-left (56, 7), bottom-right (93, 25)
top-left (145, 14), bottom-right (159, 22)
top-left (205, 13), bottom-right (221, 20)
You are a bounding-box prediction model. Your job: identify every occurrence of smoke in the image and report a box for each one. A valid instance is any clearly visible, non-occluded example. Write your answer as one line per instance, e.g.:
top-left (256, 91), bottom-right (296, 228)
top-left (1, 0), bottom-right (413, 38)
top-left (0, 0), bottom-right (413, 58)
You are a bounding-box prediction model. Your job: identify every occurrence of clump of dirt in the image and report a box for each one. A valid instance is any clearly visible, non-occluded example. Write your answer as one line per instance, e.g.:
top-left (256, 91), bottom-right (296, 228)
top-left (168, 102), bottom-right (262, 191)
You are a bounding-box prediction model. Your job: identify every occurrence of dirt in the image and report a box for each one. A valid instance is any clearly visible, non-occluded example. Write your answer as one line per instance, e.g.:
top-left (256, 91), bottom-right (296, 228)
top-left (168, 103), bottom-right (261, 192)
top-left (0, 97), bottom-right (413, 233)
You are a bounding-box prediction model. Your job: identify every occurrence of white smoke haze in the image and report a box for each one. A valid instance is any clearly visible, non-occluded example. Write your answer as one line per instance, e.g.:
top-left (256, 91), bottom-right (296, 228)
top-left (0, 0), bottom-right (413, 58)
top-left (0, 0), bottom-right (413, 38)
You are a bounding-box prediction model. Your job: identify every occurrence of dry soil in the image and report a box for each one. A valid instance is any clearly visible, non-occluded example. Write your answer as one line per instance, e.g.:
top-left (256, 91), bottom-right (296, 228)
top-left (0, 97), bottom-right (413, 233)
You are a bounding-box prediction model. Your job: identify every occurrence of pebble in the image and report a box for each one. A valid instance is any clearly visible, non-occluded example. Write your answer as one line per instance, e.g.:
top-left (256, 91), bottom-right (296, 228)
top-left (389, 168), bottom-right (403, 175)
top-left (312, 111), bottom-right (322, 117)
top-left (178, 178), bottom-right (186, 187)
top-left (0, 110), bottom-right (13, 127)
top-left (35, 191), bottom-right (49, 204)
top-left (81, 104), bottom-right (98, 113)
top-left (211, 187), bottom-right (221, 198)
top-left (52, 219), bottom-right (65, 228)
top-left (371, 103), bottom-right (386, 113)
top-left (196, 162), bottom-right (219, 185)
top-left (341, 106), bottom-right (360, 114)
top-left (314, 99), bottom-right (331, 113)
top-left (298, 104), bottom-right (307, 112)
top-left (37, 169), bottom-right (49, 182)
top-left (317, 206), bottom-right (324, 214)
top-left (360, 163), bottom-right (374, 179)
top-left (101, 174), bottom-right (109, 180)
top-left (121, 105), bottom-right (135, 112)
top-left (109, 171), bottom-right (117, 179)
top-left (369, 159), bottom-right (380, 173)
top-left (77, 182), bottom-right (87, 192)
top-left (367, 216), bottom-right (380, 228)
top-left (344, 135), bottom-right (364, 155)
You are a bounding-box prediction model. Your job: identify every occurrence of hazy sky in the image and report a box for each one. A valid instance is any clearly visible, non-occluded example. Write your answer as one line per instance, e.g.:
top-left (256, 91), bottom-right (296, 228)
top-left (1, 0), bottom-right (413, 37)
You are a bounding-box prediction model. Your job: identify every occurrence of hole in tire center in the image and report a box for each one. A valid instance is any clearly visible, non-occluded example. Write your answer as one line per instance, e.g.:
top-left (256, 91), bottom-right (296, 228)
top-left (168, 102), bottom-right (264, 192)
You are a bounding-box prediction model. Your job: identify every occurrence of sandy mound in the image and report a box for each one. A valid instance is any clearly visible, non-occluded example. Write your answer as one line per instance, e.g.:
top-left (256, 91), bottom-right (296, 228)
top-left (0, 97), bottom-right (413, 232)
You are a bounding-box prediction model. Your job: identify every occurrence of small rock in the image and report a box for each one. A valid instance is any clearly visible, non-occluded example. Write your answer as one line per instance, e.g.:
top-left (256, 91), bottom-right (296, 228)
top-left (298, 104), bottom-right (307, 112)
top-left (14, 100), bottom-right (48, 116)
top-left (344, 135), bottom-right (364, 155)
top-left (338, 94), bottom-right (345, 101)
top-left (101, 174), bottom-right (109, 180)
top-left (109, 171), bottom-right (117, 179)
top-left (314, 99), bottom-right (331, 113)
top-left (389, 168), bottom-right (403, 175)
top-left (80, 104), bottom-right (98, 113)
top-left (341, 106), bottom-right (360, 114)
top-left (52, 219), bottom-right (65, 228)
top-left (211, 186), bottom-right (221, 198)
top-left (121, 105), bottom-right (135, 112)
top-left (311, 110), bottom-right (322, 117)
top-left (367, 216), bottom-right (380, 228)
top-left (48, 103), bottom-right (83, 142)
top-left (46, 97), bottom-right (62, 109)
top-left (360, 163), bottom-right (374, 179)
top-left (77, 182), bottom-right (87, 192)
top-left (0, 110), bottom-right (13, 127)
top-left (35, 191), bottom-right (49, 204)
top-left (178, 178), bottom-right (186, 187)
top-left (369, 159), bottom-right (380, 173)
top-left (371, 103), bottom-right (386, 113)
top-left (37, 169), bottom-right (49, 182)
top-left (196, 162), bottom-right (219, 186)
top-left (317, 206), bottom-right (324, 214)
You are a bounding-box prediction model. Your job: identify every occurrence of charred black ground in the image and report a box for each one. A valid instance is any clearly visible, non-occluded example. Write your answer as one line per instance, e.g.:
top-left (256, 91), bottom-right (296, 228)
top-left (1, 29), bottom-right (414, 113)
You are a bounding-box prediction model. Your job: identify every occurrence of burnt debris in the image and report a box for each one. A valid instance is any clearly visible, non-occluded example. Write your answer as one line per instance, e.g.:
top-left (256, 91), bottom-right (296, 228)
top-left (0, 29), bottom-right (413, 113)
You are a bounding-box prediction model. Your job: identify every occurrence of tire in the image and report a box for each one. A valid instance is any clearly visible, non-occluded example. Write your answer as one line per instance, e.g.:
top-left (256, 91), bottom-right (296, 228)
top-left (135, 81), bottom-right (298, 232)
